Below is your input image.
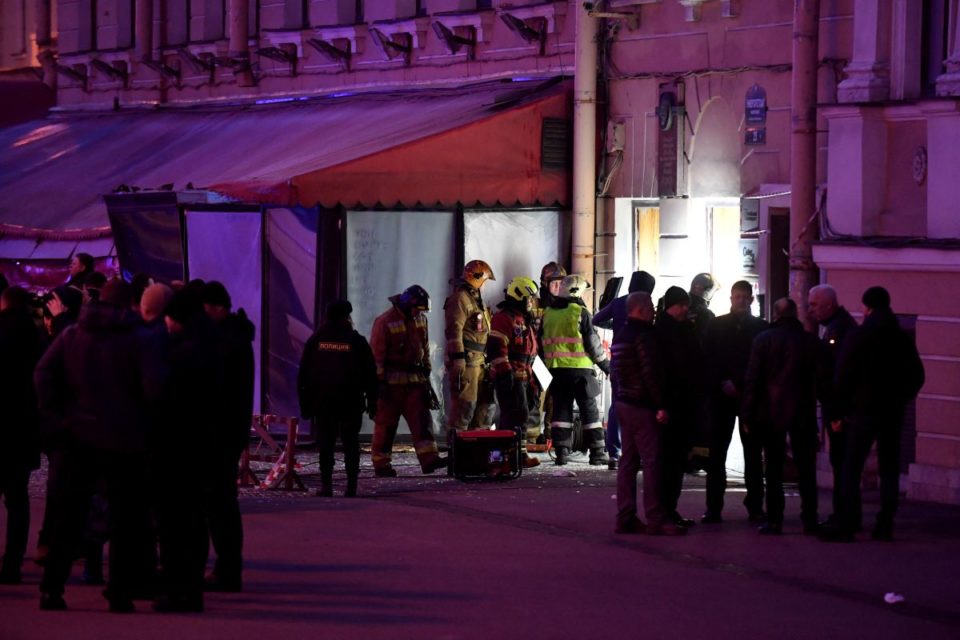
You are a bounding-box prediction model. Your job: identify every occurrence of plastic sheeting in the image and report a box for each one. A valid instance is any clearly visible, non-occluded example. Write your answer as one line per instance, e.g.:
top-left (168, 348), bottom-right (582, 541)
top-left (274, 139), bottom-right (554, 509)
top-left (106, 192), bottom-right (183, 282)
top-left (464, 209), bottom-right (567, 306)
top-left (346, 210), bottom-right (455, 435)
top-left (185, 209), bottom-right (263, 414)
top-left (264, 207), bottom-right (319, 420)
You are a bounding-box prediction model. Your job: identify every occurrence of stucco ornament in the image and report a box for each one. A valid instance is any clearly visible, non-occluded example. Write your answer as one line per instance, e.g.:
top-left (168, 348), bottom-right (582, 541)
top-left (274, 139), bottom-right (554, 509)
top-left (912, 146), bottom-right (927, 186)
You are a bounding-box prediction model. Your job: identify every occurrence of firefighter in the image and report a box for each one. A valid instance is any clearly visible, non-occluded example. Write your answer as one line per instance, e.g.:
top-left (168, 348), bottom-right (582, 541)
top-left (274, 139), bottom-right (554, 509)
top-left (297, 299), bottom-right (377, 497)
top-left (525, 262), bottom-right (567, 445)
top-left (542, 274), bottom-right (611, 465)
top-left (444, 260), bottom-right (496, 436)
top-left (369, 285), bottom-right (447, 477)
top-left (487, 276), bottom-right (542, 469)
top-left (537, 262), bottom-right (567, 311)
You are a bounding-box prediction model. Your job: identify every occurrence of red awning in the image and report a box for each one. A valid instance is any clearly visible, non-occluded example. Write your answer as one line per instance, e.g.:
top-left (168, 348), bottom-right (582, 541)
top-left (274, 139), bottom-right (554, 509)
top-left (211, 84), bottom-right (571, 208)
top-left (0, 78), bottom-right (570, 249)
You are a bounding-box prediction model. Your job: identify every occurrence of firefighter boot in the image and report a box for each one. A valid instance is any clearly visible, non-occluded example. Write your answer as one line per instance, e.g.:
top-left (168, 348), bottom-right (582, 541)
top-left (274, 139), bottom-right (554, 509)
top-left (554, 446), bottom-right (569, 466)
top-left (589, 447), bottom-right (610, 466)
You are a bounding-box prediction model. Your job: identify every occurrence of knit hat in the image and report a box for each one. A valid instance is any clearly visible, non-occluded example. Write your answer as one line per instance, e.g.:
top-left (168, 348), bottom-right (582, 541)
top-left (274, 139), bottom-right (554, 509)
top-left (201, 281), bottom-right (232, 309)
top-left (862, 286), bottom-right (891, 311)
top-left (628, 270), bottom-right (656, 294)
top-left (326, 299), bottom-right (353, 323)
top-left (140, 283), bottom-right (174, 322)
top-left (165, 288), bottom-right (203, 324)
top-left (663, 286), bottom-right (690, 310)
top-left (53, 285), bottom-right (83, 313)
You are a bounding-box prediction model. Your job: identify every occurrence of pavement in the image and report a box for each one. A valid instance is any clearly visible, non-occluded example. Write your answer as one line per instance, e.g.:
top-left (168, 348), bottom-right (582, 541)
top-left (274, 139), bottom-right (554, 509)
top-left (3, 449), bottom-right (960, 640)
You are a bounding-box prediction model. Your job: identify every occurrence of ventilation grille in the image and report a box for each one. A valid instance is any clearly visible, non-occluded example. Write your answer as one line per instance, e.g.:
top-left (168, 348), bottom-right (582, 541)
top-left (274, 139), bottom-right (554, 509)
top-left (541, 117), bottom-right (570, 170)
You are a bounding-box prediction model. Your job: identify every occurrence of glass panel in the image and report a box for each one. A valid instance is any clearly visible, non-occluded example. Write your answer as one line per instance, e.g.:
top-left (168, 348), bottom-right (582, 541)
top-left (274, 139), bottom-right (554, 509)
top-left (185, 209), bottom-right (263, 414)
top-left (346, 209), bottom-right (455, 435)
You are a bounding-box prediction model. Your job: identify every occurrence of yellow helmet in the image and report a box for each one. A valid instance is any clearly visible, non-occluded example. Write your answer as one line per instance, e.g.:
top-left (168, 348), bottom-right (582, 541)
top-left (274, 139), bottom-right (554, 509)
top-left (505, 276), bottom-right (539, 302)
top-left (463, 260), bottom-right (496, 289)
top-left (560, 274), bottom-right (591, 299)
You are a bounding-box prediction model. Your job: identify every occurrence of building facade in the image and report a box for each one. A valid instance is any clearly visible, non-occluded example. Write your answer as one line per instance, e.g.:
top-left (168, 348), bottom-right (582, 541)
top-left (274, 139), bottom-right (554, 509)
top-left (3, 0), bottom-right (959, 502)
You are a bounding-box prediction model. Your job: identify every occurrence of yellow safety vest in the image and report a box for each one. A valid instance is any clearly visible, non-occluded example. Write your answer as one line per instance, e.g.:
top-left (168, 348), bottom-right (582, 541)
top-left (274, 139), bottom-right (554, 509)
top-left (542, 304), bottom-right (593, 369)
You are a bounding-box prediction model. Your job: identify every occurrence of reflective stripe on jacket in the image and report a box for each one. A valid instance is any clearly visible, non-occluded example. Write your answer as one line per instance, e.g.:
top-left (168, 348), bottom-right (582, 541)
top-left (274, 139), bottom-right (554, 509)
top-left (542, 304), bottom-right (592, 369)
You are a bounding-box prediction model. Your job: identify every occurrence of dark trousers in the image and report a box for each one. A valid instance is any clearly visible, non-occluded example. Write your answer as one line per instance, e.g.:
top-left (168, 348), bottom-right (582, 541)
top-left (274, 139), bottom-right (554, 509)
top-left (155, 469), bottom-right (207, 601)
top-left (318, 410), bottom-right (363, 483)
top-left (661, 409), bottom-right (692, 516)
top-left (549, 369), bottom-right (604, 452)
top-left (615, 402), bottom-right (666, 527)
top-left (706, 396), bottom-right (764, 516)
top-left (838, 413), bottom-right (903, 532)
top-left (824, 419), bottom-right (846, 517)
top-left (0, 465), bottom-right (31, 570)
top-left (757, 427), bottom-right (819, 526)
top-left (41, 447), bottom-right (150, 600)
top-left (205, 452), bottom-right (243, 582)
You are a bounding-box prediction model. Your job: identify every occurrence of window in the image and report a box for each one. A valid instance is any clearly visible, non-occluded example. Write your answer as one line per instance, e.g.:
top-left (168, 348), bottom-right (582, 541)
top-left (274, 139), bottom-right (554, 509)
top-left (921, 0), bottom-right (950, 96)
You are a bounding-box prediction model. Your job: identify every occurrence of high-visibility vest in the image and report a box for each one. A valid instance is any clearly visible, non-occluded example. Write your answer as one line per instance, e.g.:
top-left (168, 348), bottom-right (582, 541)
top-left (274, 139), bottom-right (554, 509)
top-left (542, 304), bottom-right (593, 369)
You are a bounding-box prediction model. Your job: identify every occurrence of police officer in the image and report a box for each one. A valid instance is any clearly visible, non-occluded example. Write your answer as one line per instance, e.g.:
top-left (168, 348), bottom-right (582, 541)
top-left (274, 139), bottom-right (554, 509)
top-left (487, 276), bottom-right (542, 469)
top-left (298, 299), bottom-right (377, 497)
top-left (444, 260), bottom-right (496, 436)
top-left (369, 286), bottom-right (447, 477)
top-left (542, 275), bottom-right (611, 465)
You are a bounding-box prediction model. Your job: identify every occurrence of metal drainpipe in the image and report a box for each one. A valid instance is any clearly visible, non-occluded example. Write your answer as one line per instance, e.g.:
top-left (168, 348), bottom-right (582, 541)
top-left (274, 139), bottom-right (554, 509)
top-left (572, 2), bottom-right (598, 308)
top-left (135, 0), bottom-right (153, 60)
top-left (229, 0), bottom-right (255, 86)
top-left (789, 0), bottom-right (820, 327)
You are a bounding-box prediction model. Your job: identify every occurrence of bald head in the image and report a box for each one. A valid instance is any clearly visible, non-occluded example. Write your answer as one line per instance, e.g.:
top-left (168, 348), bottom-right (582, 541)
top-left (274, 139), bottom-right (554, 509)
top-left (773, 297), bottom-right (798, 322)
top-left (626, 292), bottom-right (654, 323)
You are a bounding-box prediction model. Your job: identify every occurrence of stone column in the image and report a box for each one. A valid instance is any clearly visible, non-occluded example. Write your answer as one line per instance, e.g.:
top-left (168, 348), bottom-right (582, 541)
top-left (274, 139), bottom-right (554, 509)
top-left (135, 0), bottom-right (153, 60)
top-left (838, 0), bottom-right (892, 103)
top-left (936, 0), bottom-right (960, 96)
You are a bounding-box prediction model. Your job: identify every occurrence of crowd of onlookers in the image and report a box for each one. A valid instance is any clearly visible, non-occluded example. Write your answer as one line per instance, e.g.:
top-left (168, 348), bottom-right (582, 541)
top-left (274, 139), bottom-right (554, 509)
top-left (0, 254), bottom-right (927, 615)
top-left (603, 273), bottom-right (924, 543)
top-left (0, 254), bottom-right (254, 613)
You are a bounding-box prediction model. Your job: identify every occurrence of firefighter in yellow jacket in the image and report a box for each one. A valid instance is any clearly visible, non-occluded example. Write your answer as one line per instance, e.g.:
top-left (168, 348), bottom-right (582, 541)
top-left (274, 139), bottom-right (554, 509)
top-left (369, 285), bottom-right (447, 477)
top-left (542, 274), bottom-right (611, 466)
top-left (444, 260), bottom-right (495, 435)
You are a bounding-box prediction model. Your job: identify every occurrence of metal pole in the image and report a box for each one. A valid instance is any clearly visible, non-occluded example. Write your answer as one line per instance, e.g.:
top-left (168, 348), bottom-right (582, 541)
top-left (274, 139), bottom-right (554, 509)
top-left (789, 0), bottom-right (820, 326)
top-left (572, 4), bottom-right (598, 306)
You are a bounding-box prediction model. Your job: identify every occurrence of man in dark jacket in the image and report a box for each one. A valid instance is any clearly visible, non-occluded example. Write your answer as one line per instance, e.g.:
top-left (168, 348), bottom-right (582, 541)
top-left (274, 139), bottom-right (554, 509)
top-left (742, 298), bottom-right (828, 535)
top-left (593, 270), bottom-right (655, 470)
top-left (701, 280), bottom-right (769, 524)
top-left (34, 279), bottom-right (164, 612)
top-left (151, 288), bottom-right (221, 612)
top-left (807, 284), bottom-right (859, 524)
top-left (654, 286), bottom-right (704, 528)
top-left (821, 286), bottom-right (924, 542)
top-left (687, 272), bottom-right (717, 338)
top-left (201, 281), bottom-right (255, 593)
top-left (0, 287), bottom-right (44, 584)
top-left (611, 293), bottom-right (683, 536)
top-left (298, 299), bottom-right (377, 497)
